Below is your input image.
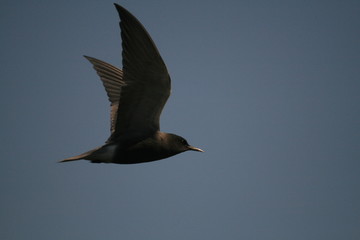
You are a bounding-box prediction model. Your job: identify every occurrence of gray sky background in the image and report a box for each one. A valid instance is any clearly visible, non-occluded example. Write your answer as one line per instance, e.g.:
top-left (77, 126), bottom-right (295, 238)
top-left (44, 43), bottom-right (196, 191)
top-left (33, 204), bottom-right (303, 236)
top-left (1, 0), bottom-right (359, 239)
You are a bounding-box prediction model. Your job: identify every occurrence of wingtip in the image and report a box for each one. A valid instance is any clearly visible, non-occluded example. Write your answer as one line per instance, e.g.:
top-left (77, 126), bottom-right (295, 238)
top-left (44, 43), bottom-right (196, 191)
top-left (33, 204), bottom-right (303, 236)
top-left (113, 3), bottom-right (133, 18)
top-left (83, 55), bottom-right (93, 61)
top-left (83, 55), bottom-right (99, 64)
top-left (114, 3), bottom-right (124, 13)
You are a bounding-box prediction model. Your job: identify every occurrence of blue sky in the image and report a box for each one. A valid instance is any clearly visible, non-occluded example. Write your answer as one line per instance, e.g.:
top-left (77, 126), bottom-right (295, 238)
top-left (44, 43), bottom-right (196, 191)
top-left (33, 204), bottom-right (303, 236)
top-left (1, 0), bottom-right (360, 239)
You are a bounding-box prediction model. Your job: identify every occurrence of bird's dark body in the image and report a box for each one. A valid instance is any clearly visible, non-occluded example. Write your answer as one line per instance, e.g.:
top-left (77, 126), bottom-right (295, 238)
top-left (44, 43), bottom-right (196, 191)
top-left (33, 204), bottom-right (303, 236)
top-left (60, 4), bottom-right (202, 164)
top-left (87, 132), bottom-right (190, 164)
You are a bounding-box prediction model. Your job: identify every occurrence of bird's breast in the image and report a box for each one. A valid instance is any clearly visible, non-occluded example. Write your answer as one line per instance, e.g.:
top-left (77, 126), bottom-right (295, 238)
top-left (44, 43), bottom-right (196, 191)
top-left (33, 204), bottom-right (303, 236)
top-left (113, 137), bottom-right (176, 164)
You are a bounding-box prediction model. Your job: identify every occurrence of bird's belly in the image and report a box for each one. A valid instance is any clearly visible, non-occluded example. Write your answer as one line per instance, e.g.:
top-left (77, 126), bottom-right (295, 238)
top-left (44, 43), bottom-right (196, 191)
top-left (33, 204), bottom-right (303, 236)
top-left (86, 144), bottom-right (117, 163)
top-left (114, 143), bottom-right (176, 164)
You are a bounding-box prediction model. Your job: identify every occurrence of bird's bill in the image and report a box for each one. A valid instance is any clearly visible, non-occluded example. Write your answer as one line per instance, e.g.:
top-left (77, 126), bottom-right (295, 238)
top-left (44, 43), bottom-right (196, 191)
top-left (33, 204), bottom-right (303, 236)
top-left (187, 146), bottom-right (204, 152)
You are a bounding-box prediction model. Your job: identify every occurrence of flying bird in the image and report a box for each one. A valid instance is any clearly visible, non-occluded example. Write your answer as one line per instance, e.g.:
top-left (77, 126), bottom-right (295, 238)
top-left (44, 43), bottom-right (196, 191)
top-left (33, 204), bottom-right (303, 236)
top-left (60, 4), bottom-right (203, 164)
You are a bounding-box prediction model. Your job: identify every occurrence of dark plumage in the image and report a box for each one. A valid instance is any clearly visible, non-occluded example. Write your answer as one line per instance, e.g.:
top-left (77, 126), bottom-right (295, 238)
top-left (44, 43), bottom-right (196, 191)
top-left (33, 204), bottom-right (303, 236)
top-left (60, 4), bottom-right (203, 164)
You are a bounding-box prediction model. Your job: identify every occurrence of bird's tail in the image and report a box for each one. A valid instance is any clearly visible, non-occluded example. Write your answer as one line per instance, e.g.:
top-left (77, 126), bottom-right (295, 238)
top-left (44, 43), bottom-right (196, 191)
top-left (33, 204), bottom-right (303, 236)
top-left (59, 147), bottom-right (101, 163)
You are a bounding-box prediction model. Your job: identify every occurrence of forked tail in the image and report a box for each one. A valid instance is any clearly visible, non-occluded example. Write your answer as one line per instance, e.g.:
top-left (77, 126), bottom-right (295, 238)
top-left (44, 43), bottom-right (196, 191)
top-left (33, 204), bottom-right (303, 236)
top-left (59, 147), bottom-right (101, 163)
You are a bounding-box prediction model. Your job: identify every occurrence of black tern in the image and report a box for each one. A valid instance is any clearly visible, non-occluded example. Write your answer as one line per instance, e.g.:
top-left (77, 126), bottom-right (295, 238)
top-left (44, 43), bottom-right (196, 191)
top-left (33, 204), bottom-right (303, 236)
top-left (60, 4), bottom-right (203, 164)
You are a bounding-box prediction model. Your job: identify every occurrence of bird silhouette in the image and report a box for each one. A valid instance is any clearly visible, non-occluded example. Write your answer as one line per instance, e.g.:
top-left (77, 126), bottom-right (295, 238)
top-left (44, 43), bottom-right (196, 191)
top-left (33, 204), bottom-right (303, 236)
top-left (60, 4), bottom-right (203, 164)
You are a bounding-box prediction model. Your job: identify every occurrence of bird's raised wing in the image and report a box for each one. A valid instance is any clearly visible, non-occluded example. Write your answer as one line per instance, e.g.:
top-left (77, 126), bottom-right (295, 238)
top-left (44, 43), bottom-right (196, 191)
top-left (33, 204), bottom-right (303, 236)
top-left (84, 56), bottom-right (124, 136)
top-left (109, 4), bottom-right (171, 141)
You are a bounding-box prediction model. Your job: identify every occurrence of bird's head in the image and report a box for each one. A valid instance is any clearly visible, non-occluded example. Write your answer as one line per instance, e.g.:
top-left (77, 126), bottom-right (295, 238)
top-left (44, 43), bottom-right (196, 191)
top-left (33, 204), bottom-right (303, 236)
top-left (164, 133), bottom-right (204, 154)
